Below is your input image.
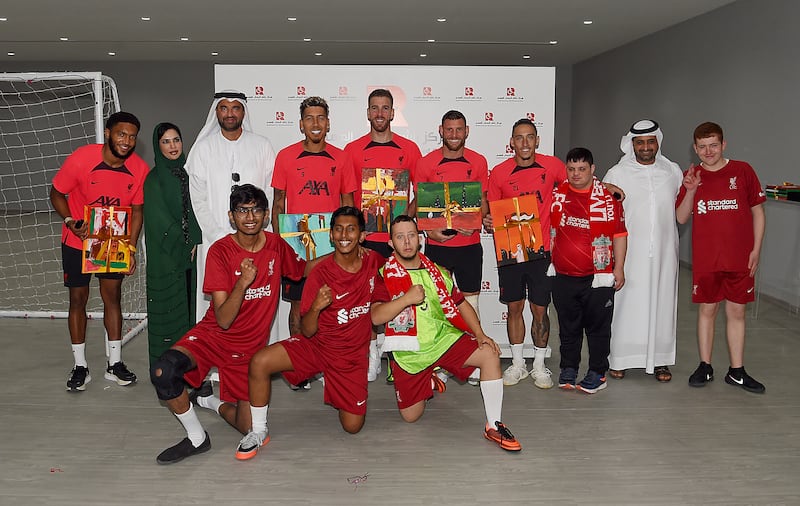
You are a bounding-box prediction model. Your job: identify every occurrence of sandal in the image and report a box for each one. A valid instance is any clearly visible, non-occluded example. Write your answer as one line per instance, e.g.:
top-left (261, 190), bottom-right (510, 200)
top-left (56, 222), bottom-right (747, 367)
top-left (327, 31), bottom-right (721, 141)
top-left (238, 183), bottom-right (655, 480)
top-left (654, 366), bottom-right (672, 383)
top-left (608, 369), bottom-right (626, 379)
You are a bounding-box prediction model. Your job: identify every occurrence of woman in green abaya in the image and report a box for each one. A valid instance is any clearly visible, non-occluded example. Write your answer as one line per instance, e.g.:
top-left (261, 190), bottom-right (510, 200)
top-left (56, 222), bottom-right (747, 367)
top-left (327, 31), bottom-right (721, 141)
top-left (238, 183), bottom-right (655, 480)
top-left (144, 123), bottom-right (202, 366)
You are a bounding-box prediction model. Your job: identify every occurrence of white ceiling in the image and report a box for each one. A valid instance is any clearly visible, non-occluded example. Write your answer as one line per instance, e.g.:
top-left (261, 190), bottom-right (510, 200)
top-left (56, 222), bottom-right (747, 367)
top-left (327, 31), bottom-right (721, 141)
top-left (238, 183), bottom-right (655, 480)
top-left (2, 0), bottom-right (735, 65)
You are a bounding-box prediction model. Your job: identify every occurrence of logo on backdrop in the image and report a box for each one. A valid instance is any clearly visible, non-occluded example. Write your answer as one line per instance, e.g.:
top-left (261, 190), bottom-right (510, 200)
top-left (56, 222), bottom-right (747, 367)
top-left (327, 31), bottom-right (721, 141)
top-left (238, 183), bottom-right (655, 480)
top-left (475, 111), bottom-right (502, 128)
top-left (506, 87), bottom-right (516, 97)
top-left (526, 112), bottom-right (536, 121)
top-left (275, 111), bottom-right (285, 121)
top-left (484, 112), bottom-right (494, 121)
top-left (329, 84), bottom-right (357, 103)
top-left (497, 86), bottom-right (524, 101)
top-left (339, 86), bottom-right (348, 96)
top-left (265, 110), bottom-right (294, 128)
top-left (423, 86), bottom-right (432, 96)
top-left (246, 84), bottom-right (272, 100)
top-left (456, 86), bottom-right (482, 101)
top-left (255, 86), bottom-right (264, 96)
top-left (413, 85), bottom-right (440, 102)
top-left (297, 86), bottom-right (306, 96)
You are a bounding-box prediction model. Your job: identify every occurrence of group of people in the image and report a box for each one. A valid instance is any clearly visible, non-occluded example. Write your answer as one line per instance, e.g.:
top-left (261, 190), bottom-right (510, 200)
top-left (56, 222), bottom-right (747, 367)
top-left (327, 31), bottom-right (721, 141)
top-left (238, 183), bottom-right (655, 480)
top-left (49, 87), bottom-right (766, 465)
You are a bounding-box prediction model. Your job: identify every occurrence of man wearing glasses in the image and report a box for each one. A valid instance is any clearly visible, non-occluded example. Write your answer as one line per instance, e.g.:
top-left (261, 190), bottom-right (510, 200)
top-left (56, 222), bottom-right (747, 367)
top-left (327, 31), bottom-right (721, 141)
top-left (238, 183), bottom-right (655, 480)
top-left (187, 90), bottom-right (276, 321)
top-left (150, 184), bottom-right (307, 464)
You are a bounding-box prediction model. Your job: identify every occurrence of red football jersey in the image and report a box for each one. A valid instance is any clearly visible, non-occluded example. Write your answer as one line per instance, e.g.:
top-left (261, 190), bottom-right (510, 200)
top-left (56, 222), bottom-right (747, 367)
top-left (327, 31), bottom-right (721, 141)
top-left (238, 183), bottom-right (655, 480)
top-left (52, 144), bottom-right (150, 249)
top-left (676, 160), bottom-right (766, 273)
top-left (198, 231), bottom-right (306, 352)
top-left (271, 141), bottom-right (358, 215)
top-left (488, 154), bottom-right (566, 251)
top-left (414, 147), bottom-right (488, 247)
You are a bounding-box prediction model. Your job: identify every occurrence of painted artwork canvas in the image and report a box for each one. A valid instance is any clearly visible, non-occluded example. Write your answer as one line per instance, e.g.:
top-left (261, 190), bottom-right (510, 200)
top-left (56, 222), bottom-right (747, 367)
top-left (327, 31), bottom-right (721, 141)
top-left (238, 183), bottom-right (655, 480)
top-left (81, 205), bottom-right (133, 273)
top-left (279, 212), bottom-right (334, 260)
top-left (489, 194), bottom-right (545, 266)
top-left (415, 181), bottom-right (482, 231)
top-left (360, 168), bottom-right (410, 233)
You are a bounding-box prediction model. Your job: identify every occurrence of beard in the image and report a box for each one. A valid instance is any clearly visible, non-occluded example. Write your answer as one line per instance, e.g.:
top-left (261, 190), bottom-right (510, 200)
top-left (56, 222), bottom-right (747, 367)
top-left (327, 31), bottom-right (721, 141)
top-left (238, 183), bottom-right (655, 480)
top-left (108, 137), bottom-right (134, 160)
top-left (218, 117), bottom-right (243, 132)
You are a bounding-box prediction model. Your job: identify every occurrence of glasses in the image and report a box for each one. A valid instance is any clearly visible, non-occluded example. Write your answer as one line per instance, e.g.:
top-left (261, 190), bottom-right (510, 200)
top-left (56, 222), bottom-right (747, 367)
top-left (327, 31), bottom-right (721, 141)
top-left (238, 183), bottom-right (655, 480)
top-left (231, 172), bottom-right (240, 193)
top-left (233, 206), bottom-right (266, 217)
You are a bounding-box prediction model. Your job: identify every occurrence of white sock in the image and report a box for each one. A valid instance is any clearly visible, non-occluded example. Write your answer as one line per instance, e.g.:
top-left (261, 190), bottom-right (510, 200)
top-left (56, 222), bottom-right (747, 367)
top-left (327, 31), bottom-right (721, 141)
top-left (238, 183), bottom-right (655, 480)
top-left (71, 343), bottom-right (87, 368)
top-left (197, 395), bottom-right (222, 414)
top-left (510, 343), bottom-right (525, 369)
top-left (108, 340), bottom-right (122, 365)
top-left (532, 345), bottom-right (547, 370)
top-left (369, 339), bottom-right (378, 357)
top-left (175, 404), bottom-right (205, 447)
top-left (479, 378), bottom-right (503, 428)
top-left (464, 294), bottom-right (481, 321)
top-left (250, 405), bottom-right (269, 436)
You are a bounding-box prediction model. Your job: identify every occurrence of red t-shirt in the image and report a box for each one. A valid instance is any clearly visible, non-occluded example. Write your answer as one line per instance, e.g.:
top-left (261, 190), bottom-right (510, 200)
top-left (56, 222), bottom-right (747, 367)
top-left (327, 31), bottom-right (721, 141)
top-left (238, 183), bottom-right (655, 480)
top-left (676, 160), bottom-right (766, 273)
top-left (488, 154), bottom-right (566, 251)
top-left (197, 231), bottom-right (306, 353)
top-left (551, 186), bottom-right (627, 277)
top-left (414, 147), bottom-right (488, 247)
top-left (344, 133), bottom-right (422, 243)
top-left (52, 144), bottom-right (150, 249)
top-left (300, 250), bottom-right (390, 355)
top-left (271, 141), bottom-right (358, 215)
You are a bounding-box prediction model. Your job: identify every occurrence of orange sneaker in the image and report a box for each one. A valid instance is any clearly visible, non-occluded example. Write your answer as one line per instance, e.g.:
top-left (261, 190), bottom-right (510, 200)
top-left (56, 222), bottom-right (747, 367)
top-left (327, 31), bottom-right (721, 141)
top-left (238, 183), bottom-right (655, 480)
top-left (484, 422), bottom-right (522, 452)
top-left (431, 372), bottom-right (446, 394)
top-left (235, 431), bottom-right (270, 461)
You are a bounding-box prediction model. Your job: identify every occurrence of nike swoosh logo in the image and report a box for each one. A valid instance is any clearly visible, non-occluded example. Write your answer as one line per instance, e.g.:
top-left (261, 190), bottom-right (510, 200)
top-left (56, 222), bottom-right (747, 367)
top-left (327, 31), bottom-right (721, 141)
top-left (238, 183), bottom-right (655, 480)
top-left (235, 270), bottom-right (242, 276)
top-left (746, 287), bottom-right (754, 293)
top-left (728, 376), bottom-right (744, 385)
top-left (356, 400), bottom-right (366, 406)
top-left (335, 292), bottom-right (349, 300)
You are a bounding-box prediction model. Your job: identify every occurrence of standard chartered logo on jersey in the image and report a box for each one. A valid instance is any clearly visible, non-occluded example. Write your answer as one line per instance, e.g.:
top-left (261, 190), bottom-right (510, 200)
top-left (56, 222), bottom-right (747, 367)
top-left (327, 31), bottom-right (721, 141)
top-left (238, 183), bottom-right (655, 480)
top-left (244, 284), bottom-right (272, 300)
top-left (337, 303), bottom-right (371, 324)
top-left (696, 199), bottom-right (739, 215)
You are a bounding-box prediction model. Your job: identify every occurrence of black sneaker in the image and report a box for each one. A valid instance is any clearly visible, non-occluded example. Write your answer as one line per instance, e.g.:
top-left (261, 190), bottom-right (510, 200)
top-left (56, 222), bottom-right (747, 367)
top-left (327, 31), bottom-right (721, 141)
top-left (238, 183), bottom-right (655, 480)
top-left (105, 361), bottom-right (137, 386)
top-left (558, 367), bottom-right (577, 390)
top-left (688, 362), bottom-right (714, 387)
top-left (66, 366), bottom-right (91, 392)
top-left (725, 368), bottom-right (765, 394)
top-left (156, 432), bottom-right (211, 465)
top-left (188, 380), bottom-right (214, 404)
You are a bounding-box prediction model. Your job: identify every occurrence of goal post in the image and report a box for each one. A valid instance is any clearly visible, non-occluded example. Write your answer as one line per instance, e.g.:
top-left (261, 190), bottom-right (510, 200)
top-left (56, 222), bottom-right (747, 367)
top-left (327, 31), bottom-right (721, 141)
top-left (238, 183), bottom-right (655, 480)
top-left (0, 72), bottom-right (147, 344)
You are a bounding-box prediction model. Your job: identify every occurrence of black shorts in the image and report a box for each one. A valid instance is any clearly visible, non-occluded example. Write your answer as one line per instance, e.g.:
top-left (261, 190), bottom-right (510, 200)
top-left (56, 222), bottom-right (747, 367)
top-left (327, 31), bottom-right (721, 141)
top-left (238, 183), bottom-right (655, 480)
top-left (282, 277), bottom-right (306, 302)
top-left (362, 239), bottom-right (393, 259)
top-left (424, 242), bottom-right (482, 293)
top-left (62, 243), bottom-right (124, 287)
top-left (497, 255), bottom-right (551, 306)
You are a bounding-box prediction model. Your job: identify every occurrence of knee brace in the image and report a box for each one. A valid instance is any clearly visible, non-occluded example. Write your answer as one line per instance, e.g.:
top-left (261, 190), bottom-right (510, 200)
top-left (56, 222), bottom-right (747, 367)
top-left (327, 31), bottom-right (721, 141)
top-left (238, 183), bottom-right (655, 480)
top-left (150, 349), bottom-right (191, 401)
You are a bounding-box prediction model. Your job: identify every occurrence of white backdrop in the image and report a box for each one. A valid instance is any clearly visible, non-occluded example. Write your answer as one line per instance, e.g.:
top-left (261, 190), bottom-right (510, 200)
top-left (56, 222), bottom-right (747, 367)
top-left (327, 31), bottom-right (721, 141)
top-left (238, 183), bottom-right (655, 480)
top-left (215, 65), bottom-right (556, 356)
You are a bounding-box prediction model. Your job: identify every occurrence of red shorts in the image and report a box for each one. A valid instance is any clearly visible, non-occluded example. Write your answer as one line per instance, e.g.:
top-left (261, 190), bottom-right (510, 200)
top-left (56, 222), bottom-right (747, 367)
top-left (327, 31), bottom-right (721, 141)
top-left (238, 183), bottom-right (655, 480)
top-left (391, 334), bottom-right (478, 409)
top-left (692, 271), bottom-right (755, 304)
top-left (176, 331), bottom-right (253, 404)
top-left (280, 335), bottom-right (369, 416)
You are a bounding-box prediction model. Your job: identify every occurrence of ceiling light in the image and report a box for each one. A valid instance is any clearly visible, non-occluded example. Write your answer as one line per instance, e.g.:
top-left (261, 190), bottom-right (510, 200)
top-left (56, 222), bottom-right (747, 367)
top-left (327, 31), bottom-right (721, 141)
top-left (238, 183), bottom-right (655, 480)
top-left (7, 52), bottom-right (15, 56)
top-left (108, 52), bottom-right (116, 56)
top-left (0, 17), bottom-right (8, 22)
top-left (60, 37), bottom-right (69, 41)
top-left (549, 40), bottom-right (558, 44)
top-left (583, 20), bottom-right (593, 25)
top-left (436, 18), bottom-right (446, 22)
top-left (522, 54), bottom-right (531, 59)
top-left (287, 17), bottom-right (297, 21)
top-left (180, 37), bottom-right (189, 41)
top-left (314, 52), bottom-right (322, 56)
top-left (303, 38), bottom-right (312, 42)
top-left (141, 17), bottom-right (150, 21)
top-left (211, 52), bottom-right (219, 56)
top-left (420, 53), bottom-right (427, 57)
top-left (427, 39), bottom-right (435, 43)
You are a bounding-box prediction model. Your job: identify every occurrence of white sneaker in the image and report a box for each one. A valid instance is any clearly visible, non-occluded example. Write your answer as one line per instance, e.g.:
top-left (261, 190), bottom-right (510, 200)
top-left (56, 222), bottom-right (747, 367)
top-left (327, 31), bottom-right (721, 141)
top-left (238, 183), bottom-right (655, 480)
top-left (531, 367), bottom-right (554, 389)
top-left (502, 364), bottom-right (530, 386)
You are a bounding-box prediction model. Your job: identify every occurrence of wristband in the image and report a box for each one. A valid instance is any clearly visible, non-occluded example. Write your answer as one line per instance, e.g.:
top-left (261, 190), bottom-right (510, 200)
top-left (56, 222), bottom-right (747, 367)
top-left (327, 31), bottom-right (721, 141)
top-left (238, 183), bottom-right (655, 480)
top-left (128, 244), bottom-right (137, 253)
top-left (64, 216), bottom-right (74, 225)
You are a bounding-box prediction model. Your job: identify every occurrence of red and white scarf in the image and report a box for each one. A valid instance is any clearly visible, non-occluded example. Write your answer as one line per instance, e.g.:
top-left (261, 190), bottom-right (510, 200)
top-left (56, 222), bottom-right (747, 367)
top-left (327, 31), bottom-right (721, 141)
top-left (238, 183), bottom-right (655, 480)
top-left (381, 252), bottom-right (471, 352)
top-left (548, 177), bottom-right (618, 288)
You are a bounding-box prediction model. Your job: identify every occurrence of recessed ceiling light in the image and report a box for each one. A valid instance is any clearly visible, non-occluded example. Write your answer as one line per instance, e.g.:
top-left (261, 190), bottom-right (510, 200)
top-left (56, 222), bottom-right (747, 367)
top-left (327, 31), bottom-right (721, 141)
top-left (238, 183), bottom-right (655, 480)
top-left (303, 38), bottom-right (312, 42)
top-left (549, 40), bottom-right (558, 45)
top-left (7, 52), bottom-right (15, 56)
top-left (583, 20), bottom-right (593, 25)
top-left (60, 37), bottom-right (69, 41)
top-left (0, 17), bottom-right (8, 22)
top-left (108, 52), bottom-right (116, 56)
top-left (180, 37), bottom-right (189, 41)
top-left (420, 53), bottom-right (427, 57)
top-left (314, 52), bottom-right (322, 56)
top-left (287, 17), bottom-right (297, 21)
top-left (211, 52), bottom-right (219, 56)
top-left (141, 17), bottom-right (150, 21)
top-left (522, 54), bottom-right (531, 59)
top-left (427, 39), bottom-right (435, 43)
top-left (436, 18), bottom-right (446, 22)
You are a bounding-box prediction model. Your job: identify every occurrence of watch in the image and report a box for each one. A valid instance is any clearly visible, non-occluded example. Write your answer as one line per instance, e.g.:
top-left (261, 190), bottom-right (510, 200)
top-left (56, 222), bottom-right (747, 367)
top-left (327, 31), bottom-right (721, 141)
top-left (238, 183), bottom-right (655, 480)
top-left (64, 216), bottom-right (74, 225)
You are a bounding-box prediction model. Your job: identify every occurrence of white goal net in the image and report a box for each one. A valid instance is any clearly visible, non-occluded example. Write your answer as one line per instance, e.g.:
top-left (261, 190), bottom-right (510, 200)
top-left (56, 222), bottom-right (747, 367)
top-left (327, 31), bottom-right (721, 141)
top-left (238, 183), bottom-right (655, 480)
top-left (0, 72), bottom-right (147, 340)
